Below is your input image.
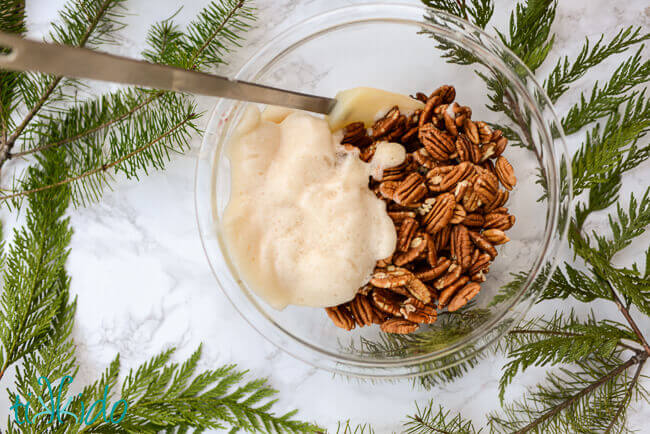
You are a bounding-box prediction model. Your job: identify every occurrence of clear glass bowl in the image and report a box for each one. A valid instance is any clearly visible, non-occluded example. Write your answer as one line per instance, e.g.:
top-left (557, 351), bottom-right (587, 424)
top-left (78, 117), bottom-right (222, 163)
top-left (194, 4), bottom-right (571, 379)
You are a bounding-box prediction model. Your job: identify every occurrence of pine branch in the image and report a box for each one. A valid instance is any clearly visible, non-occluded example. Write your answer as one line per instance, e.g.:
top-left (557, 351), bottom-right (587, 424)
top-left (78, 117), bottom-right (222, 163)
top-left (403, 401), bottom-right (481, 434)
top-left (2, 0), bottom-right (127, 160)
top-left (0, 107), bottom-right (198, 205)
top-left (544, 26), bottom-right (649, 103)
top-left (335, 420), bottom-right (375, 434)
top-left (0, 0), bottom-right (26, 145)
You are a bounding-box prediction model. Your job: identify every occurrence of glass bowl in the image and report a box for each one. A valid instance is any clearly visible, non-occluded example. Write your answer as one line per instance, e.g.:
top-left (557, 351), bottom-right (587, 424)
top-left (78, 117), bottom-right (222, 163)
top-left (194, 3), bottom-right (571, 379)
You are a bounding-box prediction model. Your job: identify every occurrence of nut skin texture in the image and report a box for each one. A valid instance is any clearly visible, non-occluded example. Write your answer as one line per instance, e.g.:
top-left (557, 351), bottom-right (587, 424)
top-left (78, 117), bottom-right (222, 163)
top-left (415, 257), bottom-right (452, 281)
top-left (448, 282), bottom-right (481, 312)
top-left (394, 173), bottom-right (428, 206)
top-left (325, 306), bottom-right (355, 331)
top-left (380, 318), bottom-right (419, 334)
top-left (469, 230), bottom-right (498, 259)
top-left (419, 124), bottom-right (456, 161)
top-left (372, 106), bottom-right (401, 138)
top-left (495, 156), bottom-right (516, 190)
top-left (438, 276), bottom-right (470, 308)
top-left (396, 218), bottom-right (419, 253)
top-left (341, 122), bottom-right (372, 148)
top-left (483, 229), bottom-right (511, 245)
top-left (370, 267), bottom-right (412, 288)
top-left (371, 288), bottom-right (403, 316)
top-left (434, 262), bottom-right (463, 290)
top-left (405, 276), bottom-right (433, 304)
top-left (348, 294), bottom-right (376, 327)
top-left (451, 225), bottom-right (474, 271)
top-left (423, 193), bottom-right (456, 234)
top-left (400, 298), bottom-right (437, 324)
top-left (484, 212), bottom-right (516, 230)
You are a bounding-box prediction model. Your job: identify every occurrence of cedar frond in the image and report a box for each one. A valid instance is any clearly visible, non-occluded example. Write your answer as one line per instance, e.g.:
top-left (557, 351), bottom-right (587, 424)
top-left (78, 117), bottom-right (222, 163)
top-left (544, 26), bottom-right (649, 103)
top-left (499, 311), bottom-right (638, 400)
top-left (336, 420), bottom-right (376, 434)
top-left (422, 0), bottom-right (494, 29)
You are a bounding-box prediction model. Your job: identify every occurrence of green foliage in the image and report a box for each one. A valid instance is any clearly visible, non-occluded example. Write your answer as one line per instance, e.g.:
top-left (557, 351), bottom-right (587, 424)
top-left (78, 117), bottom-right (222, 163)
top-left (0, 151), bottom-right (72, 376)
top-left (403, 402), bottom-right (481, 434)
top-left (498, 311), bottom-right (638, 400)
top-left (496, 0), bottom-right (557, 72)
top-left (544, 26), bottom-right (649, 103)
top-left (571, 92), bottom-right (650, 197)
top-left (335, 420), bottom-right (376, 434)
top-left (422, 0), bottom-right (494, 29)
top-left (562, 47), bottom-right (650, 136)
top-left (490, 353), bottom-right (648, 433)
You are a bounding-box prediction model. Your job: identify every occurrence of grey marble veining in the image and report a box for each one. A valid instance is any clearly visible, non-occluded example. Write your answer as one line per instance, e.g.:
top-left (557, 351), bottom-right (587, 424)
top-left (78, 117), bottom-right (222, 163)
top-left (1, 0), bottom-right (649, 431)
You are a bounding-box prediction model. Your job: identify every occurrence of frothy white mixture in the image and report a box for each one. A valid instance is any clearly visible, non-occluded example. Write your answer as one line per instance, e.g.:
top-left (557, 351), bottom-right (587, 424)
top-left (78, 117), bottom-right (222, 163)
top-left (222, 106), bottom-right (402, 310)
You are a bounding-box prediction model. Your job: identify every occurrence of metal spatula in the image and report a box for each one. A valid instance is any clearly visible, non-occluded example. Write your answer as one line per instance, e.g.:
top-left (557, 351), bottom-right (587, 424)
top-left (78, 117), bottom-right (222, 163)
top-left (0, 31), bottom-right (337, 114)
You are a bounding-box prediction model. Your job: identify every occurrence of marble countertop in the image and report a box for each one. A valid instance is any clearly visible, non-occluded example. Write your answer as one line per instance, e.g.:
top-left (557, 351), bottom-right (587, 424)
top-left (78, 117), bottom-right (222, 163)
top-left (5, 0), bottom-right (650, 431)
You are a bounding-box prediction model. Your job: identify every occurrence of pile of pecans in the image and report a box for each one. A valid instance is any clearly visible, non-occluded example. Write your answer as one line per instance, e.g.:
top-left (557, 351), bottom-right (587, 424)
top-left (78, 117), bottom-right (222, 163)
top-left (325, 85), bottom-right (517, 335)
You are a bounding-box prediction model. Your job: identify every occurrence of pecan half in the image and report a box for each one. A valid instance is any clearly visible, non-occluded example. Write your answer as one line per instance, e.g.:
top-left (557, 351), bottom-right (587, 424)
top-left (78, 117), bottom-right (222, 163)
top-left (405, 275), bottom-right (432, 304)
top-left (396, 218), bottom-right (419, 252)
top-left (394, 173), bottom-right (428, 206)
top-left (420, 124), bottom-right (456, 161)
top-left (372, 106), bottom-right (401, 138)
top-left (380, 318), bottom-right (419, 334)
top-left (370, 267), bottom-right (412, 288)
top-left (427, 161), bottom-right (473, 192)
top-left (434, 262), bottom-right (462, 290)
top-left (348, 294), bottom-right (376, 327)
top-left (448, 282), bottom-right (481, 312)
top-left (469, 231), bottom-right (498, 259)
top-left (388, 211), bottom-right (416, 223)
top-left (432, 225), bottom-right (451, 251)
top-left (420, 95), bottom-right (443, 127)
top-left (394, 233), bottom-right (427, 266)
top-left (450, 203), bottom-right (467, 224)
top-left (359, 143), bottom-right (376, 162)
top-left (415, 257), bottom-right (451, 281)
top-left (412, 148), bottom-right (438, 169)
top-left (422, 193), bottom-right (456, 234)
top-left (425, 232), bottom-right (437, 267)
top-left (469, 252), bottom-right (492, 275)
top-left (431, 85), bottom-right (456, 104)
top-left (371, 288), bottom-right (403, 316)
top-left (451, 225), bottom-right (474, 270)
top-left (400, 298), bottom-right (437, 324)
top-left (456, 134), bottom-right (481, 163)
top-left (341, 122), bottom-right (372, 147)
top-left (495, 156), bottom-right (517, 190)
top-left (484, 189), bottom-right (509, 213)
top-left (475, 121), bottom-right (493, 144)
top-left (463, 118), bottom-right (480, 145)
top-left (379, 181), bottom-right (398, 200)
top-left (484, 212), bottom-right (516, 230)
top-left (482, 229), bottom-right (510, 245)
top-left (438, 275), bottom-right (470, 308)
top-left (463, 213), bottom-right (485, 227)
top-left (325, 306), bottom-right (355, 331)
top-left (462, 185), bottom-right (481, 212)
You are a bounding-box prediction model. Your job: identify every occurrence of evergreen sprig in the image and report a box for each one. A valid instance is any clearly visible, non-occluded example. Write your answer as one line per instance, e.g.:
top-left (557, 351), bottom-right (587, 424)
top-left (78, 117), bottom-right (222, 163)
top-left (403, 402), bottom-right (480, 434)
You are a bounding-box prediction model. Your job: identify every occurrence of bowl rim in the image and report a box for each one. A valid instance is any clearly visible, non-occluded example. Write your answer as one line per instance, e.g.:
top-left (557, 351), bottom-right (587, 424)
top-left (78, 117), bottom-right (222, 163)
top-left (194, 2), bottom-right (572, 378)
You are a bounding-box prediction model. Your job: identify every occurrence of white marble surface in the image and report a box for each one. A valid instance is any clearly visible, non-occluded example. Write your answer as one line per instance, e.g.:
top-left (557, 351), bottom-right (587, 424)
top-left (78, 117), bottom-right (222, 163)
top-left (2, 0), bottom-right (649, 432)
